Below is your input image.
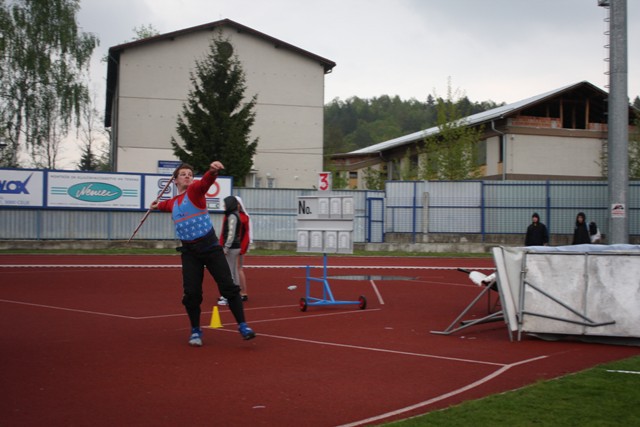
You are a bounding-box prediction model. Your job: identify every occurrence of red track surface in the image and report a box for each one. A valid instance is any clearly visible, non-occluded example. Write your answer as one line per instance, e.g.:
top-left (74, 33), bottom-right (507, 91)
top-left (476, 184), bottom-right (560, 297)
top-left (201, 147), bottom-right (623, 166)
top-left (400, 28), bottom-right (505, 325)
top-left (2, 254), bottom-right (639, 426)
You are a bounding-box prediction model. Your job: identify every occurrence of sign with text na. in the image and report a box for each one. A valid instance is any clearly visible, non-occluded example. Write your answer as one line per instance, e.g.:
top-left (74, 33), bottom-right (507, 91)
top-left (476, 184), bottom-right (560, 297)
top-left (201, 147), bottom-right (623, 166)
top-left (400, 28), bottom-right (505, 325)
top-left (296, 195), bottom-right (354, 254)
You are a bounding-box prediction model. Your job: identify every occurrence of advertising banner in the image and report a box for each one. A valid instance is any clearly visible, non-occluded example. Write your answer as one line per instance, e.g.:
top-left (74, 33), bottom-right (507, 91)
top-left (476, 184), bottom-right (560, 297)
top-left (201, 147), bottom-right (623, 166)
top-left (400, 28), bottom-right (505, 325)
top-left (47, 171), bottom-right (141, 209)
top-left (0, 169), bottom-right (44, 207)
top-left (143, 174), bottom-right (232, 212)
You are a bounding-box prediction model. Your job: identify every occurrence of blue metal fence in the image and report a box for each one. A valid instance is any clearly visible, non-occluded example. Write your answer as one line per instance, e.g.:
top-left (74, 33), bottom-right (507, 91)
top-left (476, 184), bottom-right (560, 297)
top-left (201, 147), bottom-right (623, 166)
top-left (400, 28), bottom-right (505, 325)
top-left (2, 181), bottom-right (638, 242)
top-left (384, 180), bottom-right (640, 240)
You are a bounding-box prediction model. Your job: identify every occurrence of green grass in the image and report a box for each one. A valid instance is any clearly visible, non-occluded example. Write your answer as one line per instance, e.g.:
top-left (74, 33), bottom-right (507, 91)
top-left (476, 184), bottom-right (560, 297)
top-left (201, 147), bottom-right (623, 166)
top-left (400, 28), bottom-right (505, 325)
top-left (383, 356), bottom-right (640, 426)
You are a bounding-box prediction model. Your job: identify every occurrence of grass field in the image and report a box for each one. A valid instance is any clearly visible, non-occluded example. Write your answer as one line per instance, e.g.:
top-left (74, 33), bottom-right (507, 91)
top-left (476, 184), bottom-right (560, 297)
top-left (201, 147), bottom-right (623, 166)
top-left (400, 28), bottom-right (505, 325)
top-left (385, 356), bottom-right (640, 426)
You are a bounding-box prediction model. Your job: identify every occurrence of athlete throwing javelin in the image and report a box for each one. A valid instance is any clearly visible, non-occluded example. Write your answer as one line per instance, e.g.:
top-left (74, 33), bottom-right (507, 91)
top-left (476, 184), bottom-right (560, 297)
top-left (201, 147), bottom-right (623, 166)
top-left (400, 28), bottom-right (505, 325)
top-left (151, 160), bottom-right (255, 346)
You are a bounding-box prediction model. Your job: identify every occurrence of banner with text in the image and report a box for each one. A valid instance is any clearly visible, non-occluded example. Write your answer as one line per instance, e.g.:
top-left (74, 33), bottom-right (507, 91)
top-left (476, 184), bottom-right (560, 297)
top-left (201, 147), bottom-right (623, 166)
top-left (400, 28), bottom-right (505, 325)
top-left (143, 175), bottom-right (232, 212)
top-left (0, 169), bottom-right (45, 207)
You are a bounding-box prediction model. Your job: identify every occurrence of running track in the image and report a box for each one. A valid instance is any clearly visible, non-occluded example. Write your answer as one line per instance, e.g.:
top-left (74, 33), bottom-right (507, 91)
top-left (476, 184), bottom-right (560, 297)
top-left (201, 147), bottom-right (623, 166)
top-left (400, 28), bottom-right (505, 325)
top-left (1, 254), bottom-right (639, 426)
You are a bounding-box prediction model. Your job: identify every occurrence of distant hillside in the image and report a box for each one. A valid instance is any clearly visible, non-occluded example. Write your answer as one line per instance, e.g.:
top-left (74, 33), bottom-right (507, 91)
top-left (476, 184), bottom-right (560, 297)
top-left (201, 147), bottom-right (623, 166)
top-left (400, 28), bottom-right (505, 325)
top-left (323, 94), bottom-right (502, 160)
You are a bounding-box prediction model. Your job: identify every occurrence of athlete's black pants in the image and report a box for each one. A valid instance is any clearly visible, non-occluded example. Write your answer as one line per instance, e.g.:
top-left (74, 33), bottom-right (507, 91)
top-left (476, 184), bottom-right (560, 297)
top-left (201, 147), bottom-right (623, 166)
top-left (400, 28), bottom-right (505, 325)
top-left (180, 244), bottom-right (245, 329)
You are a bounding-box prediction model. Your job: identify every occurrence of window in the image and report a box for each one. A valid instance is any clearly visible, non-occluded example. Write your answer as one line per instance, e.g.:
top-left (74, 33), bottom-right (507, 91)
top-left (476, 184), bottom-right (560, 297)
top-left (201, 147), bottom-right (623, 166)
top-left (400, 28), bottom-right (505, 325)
top-left (475, 139), bottom-right (487, 166)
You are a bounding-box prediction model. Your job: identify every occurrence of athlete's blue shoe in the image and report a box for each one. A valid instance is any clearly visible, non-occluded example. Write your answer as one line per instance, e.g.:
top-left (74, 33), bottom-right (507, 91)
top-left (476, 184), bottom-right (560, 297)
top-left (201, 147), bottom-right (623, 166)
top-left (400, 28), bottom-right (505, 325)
top-left (189, 328), bottom-right (203, 346)
top-left (238, 322), bottom-right (256, 340)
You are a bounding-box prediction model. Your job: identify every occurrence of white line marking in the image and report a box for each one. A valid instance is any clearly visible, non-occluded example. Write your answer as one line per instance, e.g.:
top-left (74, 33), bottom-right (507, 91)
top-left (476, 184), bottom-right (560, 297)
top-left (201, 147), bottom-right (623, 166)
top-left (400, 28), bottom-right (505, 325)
top-left (606, 370), bottom-right (640, 375)
top-left (337, 355), bottom-right (548, 427)
top-left (369, 280), bottom-right (385, 305)
top-left (219, 329), bottom-right (506, 367)
top-left (0, 264), bottom-right (495, 271)
top-left (0, 299), bottom-right (138, 319)
top-left (0, 264), bottom-right (182, 269)
top-left (207, 308), bottom-right (383, 327)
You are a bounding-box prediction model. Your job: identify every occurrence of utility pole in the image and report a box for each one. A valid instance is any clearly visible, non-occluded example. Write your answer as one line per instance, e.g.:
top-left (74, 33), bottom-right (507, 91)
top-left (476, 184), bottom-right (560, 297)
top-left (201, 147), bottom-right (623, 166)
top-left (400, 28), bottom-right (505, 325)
top-left (601, 0), bottom-right (629, 243)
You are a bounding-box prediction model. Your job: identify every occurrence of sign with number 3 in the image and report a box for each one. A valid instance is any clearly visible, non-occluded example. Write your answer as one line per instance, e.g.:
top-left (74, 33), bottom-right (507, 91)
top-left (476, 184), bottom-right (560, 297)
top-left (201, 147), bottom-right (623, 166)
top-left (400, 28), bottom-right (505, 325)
top-left (318, 172), bottom-right (332, 192)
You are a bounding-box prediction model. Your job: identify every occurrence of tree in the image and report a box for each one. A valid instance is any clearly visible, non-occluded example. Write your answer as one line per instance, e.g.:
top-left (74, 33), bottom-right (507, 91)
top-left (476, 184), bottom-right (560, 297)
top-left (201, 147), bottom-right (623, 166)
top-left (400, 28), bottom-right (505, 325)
top-left (171, 32), bottom-right (258, 182)
top-left (629, 109), bottom-right (640, 179)
top-left (131, 24), bottom-right (160, 40)
top-left (323, 93), bottom-right (500, 158)
top-left (363, 166), bottom-right (385, 190)
top-left (418, 80), bottom-right (484, 180)
top-left (77, 92), bottom-right (110, 171)
top-left (0, 0), bottom-right (98, 168)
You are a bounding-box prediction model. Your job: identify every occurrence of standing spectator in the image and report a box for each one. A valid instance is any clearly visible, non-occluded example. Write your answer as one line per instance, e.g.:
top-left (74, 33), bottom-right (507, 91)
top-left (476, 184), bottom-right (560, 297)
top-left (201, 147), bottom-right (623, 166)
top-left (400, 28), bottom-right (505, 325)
top-left (151, 161), bottom-right (255, 346)
top-left (525, 212), bottom-right (549, 246)
top-left (572, 212), bottom-right (591, 245)
top-left (236, 196), bottom-right (252, 301)
top-left (218, 196), bottom-right (241, 305)
top-left (589, 221), bottom-right (602, 243)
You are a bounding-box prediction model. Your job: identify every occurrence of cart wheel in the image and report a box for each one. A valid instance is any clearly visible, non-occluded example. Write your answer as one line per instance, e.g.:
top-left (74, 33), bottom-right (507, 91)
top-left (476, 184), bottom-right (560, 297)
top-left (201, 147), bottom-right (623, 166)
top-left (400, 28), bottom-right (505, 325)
top-left (299, 297), bottom-right (308, 312)
top-left (358, 295), bottom-right (367, 310)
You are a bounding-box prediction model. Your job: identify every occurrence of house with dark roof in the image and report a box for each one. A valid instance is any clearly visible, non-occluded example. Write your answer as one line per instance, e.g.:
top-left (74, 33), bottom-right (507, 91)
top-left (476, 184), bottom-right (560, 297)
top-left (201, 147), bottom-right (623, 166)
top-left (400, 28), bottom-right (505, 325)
top-left (105, 19), bottom-right (335, 188)
top-left (331, 81), bottom-right (637, 188)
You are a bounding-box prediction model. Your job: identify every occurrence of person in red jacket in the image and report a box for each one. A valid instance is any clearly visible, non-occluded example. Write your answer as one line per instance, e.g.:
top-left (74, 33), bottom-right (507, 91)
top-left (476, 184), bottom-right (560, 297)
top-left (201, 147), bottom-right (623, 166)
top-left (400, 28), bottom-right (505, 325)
top-left (219, 196), bottom-right (251, 303)
top-left (151, 161), bottom-right (255, 346)
top-left (237, 197), bottom-right (251, 300)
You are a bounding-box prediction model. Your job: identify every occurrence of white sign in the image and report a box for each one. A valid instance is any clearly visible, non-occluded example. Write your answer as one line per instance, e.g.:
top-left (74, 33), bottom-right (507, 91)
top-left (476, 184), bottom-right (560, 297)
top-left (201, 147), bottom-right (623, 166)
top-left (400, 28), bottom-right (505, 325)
top-left (47, 172), bottom-right (141, 209)
top-left (297, 196), bottom-right (354, 220)
top-left (296, 195), bottom-right (354, 254)
top-left (611, 203), bottom-right (626, 218)
top-left (318, 172), bottom-right (332, 192)
top-left (143, 174), bottom-right (232, 212)
top-left (0, 169), bottom-right (45, 207)
top-left (157, 160), bottom-right (182, 175)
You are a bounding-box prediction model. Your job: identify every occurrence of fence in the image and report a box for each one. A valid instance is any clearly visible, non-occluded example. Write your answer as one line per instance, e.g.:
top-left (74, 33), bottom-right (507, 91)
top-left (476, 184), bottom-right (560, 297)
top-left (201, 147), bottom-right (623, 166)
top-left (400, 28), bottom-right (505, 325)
top-left (385, 180), bottom-right (640, 241)
top-left (1, 180), bottom-right (639, 243)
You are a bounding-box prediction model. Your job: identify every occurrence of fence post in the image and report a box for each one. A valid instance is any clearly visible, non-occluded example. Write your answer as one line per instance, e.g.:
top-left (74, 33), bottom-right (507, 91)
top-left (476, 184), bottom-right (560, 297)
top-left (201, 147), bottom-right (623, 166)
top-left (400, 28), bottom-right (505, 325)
top-left (481, 181), bottom-right (486, 242)
top-left (546, 180), bottom-right (551, 234)
top-left (422, 192), bottom-right (430, 236)
top-left (413, 181), bottom-right (418, 243)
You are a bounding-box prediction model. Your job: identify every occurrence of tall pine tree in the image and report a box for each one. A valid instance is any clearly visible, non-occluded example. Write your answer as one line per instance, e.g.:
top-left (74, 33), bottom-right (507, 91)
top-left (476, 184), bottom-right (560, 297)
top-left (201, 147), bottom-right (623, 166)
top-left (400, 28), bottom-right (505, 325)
top-left (171, 32), bottom-right (258, 183)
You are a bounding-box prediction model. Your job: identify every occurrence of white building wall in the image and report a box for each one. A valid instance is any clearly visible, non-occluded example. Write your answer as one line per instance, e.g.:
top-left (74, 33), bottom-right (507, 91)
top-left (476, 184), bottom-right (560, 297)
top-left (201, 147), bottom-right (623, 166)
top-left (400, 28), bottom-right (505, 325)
top-left (114, 26), bottom-right (327, 188)
top-left (508, 134), bottom-right (603, 177)
top-left (485, 135), bottom-right (501, 176)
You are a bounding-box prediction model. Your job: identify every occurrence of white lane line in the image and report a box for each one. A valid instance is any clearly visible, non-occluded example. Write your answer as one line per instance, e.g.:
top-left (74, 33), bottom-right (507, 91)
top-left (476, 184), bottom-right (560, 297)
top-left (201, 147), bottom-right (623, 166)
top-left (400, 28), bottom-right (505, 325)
top-left (214, 328), bottom-right (507, 368)
top-left (209, 308), bottom-right (382, 326)
top-left (606, 370), bottom-right (640, 375)
top-left (337, 355), bottom-right (549, 427)
top-left (1, 298), bottom-right (364, 321)
top-left (369, 280), bottom-right (385, 305)
top-left (0, 264), bottom-right (495, 270)
top-left (0, 298), bottom-right (138, 319)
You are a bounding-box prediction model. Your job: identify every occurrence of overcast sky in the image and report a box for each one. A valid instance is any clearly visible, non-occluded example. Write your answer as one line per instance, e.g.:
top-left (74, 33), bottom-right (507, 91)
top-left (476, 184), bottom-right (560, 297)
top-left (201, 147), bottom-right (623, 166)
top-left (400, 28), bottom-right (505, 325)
top-left (65, 1), bottom-right (638, 168)
top-left (78, 0), bottom-right (639, 105)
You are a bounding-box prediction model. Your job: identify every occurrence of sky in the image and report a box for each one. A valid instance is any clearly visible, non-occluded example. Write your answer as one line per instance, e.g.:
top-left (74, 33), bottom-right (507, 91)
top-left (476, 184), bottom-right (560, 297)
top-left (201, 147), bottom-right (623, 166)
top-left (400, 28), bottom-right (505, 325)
top-left (78, 0), bottom-right (639, 104)
top-left (67, 0), bottom-right (639, 167)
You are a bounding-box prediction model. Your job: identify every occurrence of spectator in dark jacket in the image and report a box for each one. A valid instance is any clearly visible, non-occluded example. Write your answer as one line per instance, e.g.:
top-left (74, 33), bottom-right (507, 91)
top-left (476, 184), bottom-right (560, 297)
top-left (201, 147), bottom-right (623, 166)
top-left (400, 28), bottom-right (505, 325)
top-left (572, 212), bottom-right (591, 245)
top-left (525, 212), bottom-right (549, 246)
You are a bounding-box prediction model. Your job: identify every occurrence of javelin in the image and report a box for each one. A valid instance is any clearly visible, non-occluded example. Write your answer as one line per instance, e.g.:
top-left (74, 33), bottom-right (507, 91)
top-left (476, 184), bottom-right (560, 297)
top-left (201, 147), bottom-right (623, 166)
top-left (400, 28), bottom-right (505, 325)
top-left (127, 176), bottom-right (174, 244)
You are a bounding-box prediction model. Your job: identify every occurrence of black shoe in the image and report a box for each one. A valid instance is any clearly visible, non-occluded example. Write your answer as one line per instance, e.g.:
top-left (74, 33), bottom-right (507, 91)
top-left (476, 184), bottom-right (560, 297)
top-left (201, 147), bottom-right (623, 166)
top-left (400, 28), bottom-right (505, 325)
top-left (241, 295), bottom-right (248, 302)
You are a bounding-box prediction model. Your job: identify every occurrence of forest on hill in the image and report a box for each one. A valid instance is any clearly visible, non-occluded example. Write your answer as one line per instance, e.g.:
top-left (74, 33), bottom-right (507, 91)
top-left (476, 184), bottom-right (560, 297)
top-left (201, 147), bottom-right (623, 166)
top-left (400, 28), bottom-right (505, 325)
top-left (323, 94), bottom-right (503, 158)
